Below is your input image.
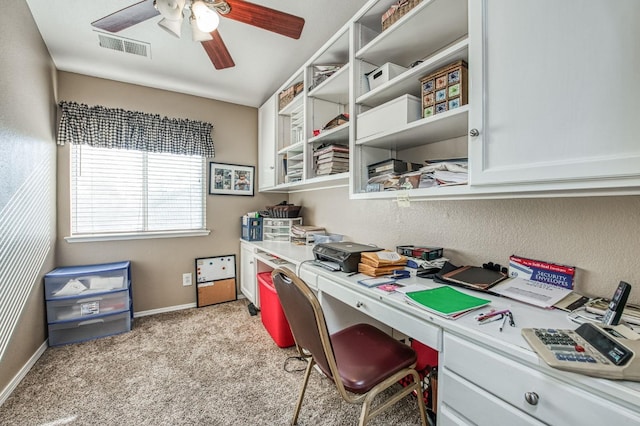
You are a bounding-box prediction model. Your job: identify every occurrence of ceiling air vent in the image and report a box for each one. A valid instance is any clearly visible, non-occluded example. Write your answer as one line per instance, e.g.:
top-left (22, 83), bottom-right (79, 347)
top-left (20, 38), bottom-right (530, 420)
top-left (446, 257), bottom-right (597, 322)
top-left (96, 32), bottom-right (151, 58)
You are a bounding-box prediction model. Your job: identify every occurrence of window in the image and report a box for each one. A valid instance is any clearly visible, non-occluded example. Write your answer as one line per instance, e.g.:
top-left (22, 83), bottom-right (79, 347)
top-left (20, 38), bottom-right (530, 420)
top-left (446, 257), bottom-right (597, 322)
top-left (71, 145), bottom-right (205, 237)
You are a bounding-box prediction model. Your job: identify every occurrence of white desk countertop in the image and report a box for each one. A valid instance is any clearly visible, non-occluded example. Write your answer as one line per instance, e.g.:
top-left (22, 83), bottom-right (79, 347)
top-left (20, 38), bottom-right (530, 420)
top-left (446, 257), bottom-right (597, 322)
top-left (241, 240), bottom-right (640, 413)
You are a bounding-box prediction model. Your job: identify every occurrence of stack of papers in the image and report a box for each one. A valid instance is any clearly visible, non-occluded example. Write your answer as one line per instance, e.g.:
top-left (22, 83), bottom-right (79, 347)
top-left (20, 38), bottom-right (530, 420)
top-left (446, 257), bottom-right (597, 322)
top-left (358, 250), bottom-right (407, 277)
top-left (404, 286), bottom-right (491, 319)
top-left (491, 278), bottom-right (572, 309)
top-left (419, 160), bottom-right (468, 186)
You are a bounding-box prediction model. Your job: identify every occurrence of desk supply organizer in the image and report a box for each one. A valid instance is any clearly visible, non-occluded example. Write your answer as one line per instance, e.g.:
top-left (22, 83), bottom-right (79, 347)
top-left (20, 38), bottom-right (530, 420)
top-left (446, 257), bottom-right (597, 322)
top-left (262, 217), bottom-right (303, 242)
top-left (195, 255), bottom-right (237, 307)
top-left (44, 261), bottom-right (132, 346)
top-left (420, 60), bottom-right (468, 118)
top-left (241, 216), bottom-right (263, 241)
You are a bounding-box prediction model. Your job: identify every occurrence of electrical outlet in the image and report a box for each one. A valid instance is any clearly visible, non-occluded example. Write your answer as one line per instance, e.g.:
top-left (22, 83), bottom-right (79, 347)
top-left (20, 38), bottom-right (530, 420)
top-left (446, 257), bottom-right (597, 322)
top-left (182, 272), bottom-right (192, 286)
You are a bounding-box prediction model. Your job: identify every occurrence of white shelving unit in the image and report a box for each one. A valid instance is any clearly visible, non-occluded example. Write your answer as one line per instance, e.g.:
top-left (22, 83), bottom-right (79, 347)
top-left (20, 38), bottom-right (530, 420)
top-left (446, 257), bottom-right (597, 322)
top-left (350, 0), bottom-right (469, 198)
top-left (258, 0), bottom-right (640, 199)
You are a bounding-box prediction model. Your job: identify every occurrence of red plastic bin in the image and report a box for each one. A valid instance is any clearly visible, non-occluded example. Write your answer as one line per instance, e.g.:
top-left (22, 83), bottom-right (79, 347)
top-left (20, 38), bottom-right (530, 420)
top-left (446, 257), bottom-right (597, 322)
top-left (257, 272), bottom-right (295, 348)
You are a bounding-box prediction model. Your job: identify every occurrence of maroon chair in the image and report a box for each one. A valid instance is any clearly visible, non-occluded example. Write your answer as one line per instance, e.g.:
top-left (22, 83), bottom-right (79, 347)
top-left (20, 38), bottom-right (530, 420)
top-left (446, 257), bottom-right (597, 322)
top-left (272, 267), bottom-right (427, 425)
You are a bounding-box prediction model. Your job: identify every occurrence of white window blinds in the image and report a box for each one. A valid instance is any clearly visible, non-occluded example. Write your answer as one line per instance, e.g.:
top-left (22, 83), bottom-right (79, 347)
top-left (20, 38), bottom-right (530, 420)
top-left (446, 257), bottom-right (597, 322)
top-left (71, 145), bottom-right (205, 235)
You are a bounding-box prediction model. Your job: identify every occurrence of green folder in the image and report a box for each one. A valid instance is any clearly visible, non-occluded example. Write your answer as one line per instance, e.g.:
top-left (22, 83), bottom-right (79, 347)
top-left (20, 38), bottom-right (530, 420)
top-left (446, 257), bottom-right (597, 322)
top-left (405, 286), bottom-right (491, 318)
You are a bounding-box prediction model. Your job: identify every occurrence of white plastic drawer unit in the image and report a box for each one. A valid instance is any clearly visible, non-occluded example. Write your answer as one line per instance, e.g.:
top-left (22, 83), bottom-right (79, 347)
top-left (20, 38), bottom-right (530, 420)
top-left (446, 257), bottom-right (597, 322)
top-left (44, 261), bottom-right (130, 300)
top-left (48, 311), bottom-right (132, 347)
top-left (46, 288), bottom-right (130, 323)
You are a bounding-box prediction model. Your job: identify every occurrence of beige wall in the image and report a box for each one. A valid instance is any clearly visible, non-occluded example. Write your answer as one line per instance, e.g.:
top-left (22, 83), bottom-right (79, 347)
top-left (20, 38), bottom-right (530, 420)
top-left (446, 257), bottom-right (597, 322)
top-left (290, 188), bottom-right (640, 305)
top-left (0, 0), bottom-right (57, 394)
top-left (56, 72), bottom-right (284, 312)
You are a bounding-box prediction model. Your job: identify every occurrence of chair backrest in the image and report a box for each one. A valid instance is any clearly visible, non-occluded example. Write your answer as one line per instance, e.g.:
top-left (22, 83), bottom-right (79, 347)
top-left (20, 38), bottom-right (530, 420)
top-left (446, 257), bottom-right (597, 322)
top-left (271, 268), bottom-right (336, 379)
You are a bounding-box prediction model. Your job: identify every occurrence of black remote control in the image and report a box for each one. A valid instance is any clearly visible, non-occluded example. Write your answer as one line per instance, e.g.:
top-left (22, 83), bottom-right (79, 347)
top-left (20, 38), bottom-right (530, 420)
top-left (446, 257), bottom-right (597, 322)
top-left (602, 281), bottom-right (632, 326)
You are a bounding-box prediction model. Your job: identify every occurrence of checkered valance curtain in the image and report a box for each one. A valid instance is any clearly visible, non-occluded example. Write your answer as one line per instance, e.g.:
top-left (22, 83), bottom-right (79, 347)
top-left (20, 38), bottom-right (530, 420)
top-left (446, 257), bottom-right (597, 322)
top-left (57, 101), bottom-right (215, 157)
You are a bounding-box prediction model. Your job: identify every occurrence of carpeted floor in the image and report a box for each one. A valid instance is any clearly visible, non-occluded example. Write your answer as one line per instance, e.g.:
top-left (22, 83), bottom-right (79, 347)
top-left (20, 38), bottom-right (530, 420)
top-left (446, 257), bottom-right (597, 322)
top-left (0, 300), bottom-right (424, 425)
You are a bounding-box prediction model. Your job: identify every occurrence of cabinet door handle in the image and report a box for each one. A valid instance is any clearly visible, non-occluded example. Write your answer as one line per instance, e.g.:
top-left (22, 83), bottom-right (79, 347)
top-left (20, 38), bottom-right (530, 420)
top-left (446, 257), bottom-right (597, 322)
top-left (269, 166), bottom-right (275, 170)
top-left (469, 128), bottom-right (480, 137)
top-left (524, 392), bottom-right (539, 406)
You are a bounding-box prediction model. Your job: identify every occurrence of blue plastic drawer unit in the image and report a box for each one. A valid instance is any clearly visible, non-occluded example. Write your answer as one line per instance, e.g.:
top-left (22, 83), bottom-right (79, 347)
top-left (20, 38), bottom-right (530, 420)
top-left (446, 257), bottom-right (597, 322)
top-left (48, 311), bottom-right (132, 347)
top-left (44, 261), bottom-right (132, 346)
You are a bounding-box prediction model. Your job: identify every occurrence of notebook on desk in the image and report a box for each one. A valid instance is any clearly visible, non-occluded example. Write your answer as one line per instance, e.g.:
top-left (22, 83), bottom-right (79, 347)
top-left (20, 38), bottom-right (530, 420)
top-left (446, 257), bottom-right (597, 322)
top-left (404, 286), bottom-right (491, 319)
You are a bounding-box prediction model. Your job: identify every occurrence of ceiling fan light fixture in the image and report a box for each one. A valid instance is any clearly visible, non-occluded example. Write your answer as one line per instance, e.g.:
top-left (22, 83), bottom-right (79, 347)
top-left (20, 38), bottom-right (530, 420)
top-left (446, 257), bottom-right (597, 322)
top-left (155, 0), bottom-right (186, 20)
top-left (192, 1), bottom-right (220, 33)
top-left (158, 17), bottom-right (183, 38)
top-left (190, 16), bottom-right (214, 41)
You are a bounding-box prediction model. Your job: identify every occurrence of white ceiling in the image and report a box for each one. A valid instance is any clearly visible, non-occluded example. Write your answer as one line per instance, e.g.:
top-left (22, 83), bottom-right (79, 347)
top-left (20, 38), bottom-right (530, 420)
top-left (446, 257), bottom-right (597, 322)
top-left (25, 0), bottom-right (370, 107)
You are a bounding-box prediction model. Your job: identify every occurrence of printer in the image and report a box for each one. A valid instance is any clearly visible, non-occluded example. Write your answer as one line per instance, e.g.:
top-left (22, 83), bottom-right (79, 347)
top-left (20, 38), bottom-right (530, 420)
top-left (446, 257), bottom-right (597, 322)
top-left (313, 242), bottom-right (382, 273)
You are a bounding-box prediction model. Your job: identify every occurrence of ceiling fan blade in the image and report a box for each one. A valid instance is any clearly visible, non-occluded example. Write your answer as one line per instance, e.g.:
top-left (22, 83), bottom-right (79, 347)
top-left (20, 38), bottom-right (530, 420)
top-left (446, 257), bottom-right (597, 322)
top-left (91, 0), bottom-right (160, 33)
top-left (224, 0), bottom-right (305, 39)
top-left (201, 31), bottom-right (236, 69)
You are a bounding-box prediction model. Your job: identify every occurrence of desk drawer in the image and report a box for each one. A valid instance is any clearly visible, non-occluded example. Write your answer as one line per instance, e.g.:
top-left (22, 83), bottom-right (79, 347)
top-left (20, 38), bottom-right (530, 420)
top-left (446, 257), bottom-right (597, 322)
top-left (443, 333), bottom-right (639, 425)
top-left (440, 367), bottom-right (543, 426)
top-left (46, 289), bottom-right (130, 323)
top-left (299, 269), bottom-right (318, 291)
top-left (318, 276), bottom-right (441, 350)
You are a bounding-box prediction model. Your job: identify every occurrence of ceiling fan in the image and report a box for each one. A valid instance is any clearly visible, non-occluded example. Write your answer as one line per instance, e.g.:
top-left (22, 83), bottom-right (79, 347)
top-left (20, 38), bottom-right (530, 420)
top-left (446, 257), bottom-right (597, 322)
top-left (91, 0), bottom-right (305, 70)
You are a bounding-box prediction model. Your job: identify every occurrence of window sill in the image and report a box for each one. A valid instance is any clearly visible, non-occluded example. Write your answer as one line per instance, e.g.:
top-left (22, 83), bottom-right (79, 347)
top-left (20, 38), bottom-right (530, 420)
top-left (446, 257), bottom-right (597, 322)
top-left (65, 229), bottom-right (211, 243)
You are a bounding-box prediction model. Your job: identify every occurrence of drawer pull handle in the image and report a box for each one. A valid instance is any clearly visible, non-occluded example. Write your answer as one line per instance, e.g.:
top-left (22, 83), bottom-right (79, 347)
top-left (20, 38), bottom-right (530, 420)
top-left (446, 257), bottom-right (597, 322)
top-left (524, 392), bottom-right (539, 406)
top-left (356, 301), bottom-right (364, 308)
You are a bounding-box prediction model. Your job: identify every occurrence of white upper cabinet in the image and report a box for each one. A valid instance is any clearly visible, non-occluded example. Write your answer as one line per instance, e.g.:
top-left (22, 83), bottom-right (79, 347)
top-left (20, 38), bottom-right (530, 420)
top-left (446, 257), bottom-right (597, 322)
top-left (258, 96), bottom-right (277, 190)
top-left (258, 0), bottom-right (640, 198)
top-left (469, 0), bottom-right (640, 192)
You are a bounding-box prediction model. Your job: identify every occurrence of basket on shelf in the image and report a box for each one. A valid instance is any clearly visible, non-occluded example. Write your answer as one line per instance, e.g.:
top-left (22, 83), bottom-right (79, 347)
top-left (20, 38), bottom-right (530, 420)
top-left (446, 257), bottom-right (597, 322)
top-left (279, 81), bottom-right (304, 110)
top-left (381, 0), bottom-right (422, 31)
top-left (265, 204), bottom-right (302, 218)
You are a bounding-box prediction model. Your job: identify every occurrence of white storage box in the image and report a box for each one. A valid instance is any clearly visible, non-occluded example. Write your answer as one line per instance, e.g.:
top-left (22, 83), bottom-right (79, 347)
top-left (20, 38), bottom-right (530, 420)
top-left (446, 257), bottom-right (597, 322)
top-left (46, 288), bottom-right (130, 323)
top-left (367, 63), bottom-right (407, 91)
top-left (48, 311), bottom-right (131, 346)
top-left (357, 94), bottom-right (421, 140)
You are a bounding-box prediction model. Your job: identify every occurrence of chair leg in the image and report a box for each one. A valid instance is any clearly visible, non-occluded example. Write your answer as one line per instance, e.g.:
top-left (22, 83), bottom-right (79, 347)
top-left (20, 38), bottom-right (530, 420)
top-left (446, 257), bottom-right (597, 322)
top-left (358, 370), bottom-right (428, 426)
top-left (411, 370), bottom-right (428, 426)
top-left (291, 357), bottom-right (315, 425)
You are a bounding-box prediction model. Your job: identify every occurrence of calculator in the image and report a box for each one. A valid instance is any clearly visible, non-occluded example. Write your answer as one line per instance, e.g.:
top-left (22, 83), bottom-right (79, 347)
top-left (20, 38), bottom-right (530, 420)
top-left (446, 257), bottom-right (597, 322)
top-left (521, 322), bottom-right (640, 381)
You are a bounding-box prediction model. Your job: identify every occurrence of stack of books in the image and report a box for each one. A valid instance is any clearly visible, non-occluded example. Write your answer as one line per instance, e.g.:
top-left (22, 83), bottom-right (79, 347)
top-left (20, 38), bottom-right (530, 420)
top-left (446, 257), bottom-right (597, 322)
top-left (358, 250), bottom-right (407, 277)
top-left (314, 144), bottom-right (349, 176)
